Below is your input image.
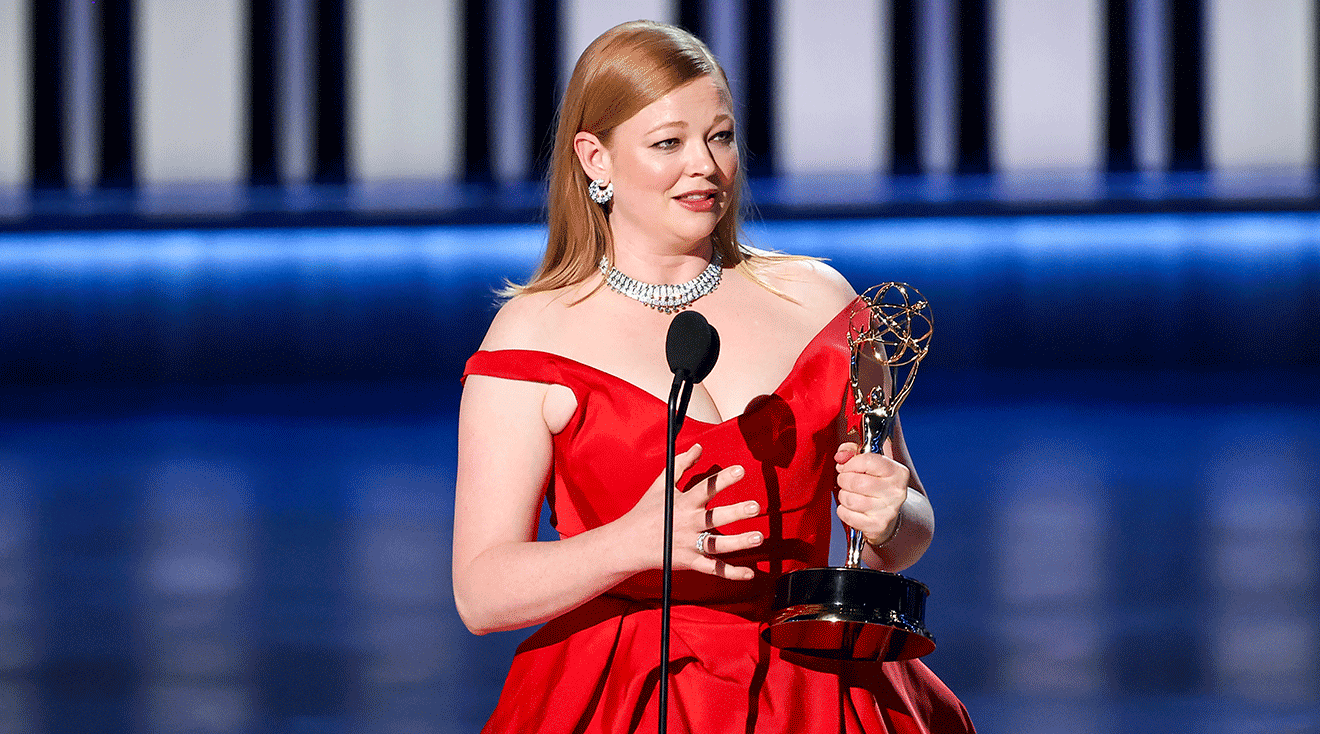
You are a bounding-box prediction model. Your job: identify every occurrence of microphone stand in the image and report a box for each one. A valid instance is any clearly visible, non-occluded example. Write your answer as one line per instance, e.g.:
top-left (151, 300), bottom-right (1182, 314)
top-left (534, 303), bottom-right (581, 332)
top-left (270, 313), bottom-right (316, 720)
top-left (658, 309), bottom-right (718, 734)
top-left (660, 371), bottom-right (694, 734)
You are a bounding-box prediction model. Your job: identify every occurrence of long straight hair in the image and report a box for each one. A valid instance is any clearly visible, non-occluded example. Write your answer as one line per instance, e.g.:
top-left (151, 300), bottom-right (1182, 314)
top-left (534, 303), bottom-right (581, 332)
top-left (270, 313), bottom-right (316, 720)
top-left (507, 20), bottom-right (763, 298)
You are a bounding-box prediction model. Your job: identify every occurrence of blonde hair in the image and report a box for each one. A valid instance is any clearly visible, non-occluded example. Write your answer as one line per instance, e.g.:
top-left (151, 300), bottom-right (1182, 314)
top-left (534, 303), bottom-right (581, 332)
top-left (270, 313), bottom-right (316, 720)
top-left (506, 20), bottom-right (780, 299)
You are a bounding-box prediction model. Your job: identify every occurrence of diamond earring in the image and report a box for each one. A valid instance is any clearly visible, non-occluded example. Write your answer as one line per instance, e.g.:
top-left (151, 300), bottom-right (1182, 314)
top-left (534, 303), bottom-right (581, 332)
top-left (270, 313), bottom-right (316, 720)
top-left (588, 179), bottom-right (613, 204)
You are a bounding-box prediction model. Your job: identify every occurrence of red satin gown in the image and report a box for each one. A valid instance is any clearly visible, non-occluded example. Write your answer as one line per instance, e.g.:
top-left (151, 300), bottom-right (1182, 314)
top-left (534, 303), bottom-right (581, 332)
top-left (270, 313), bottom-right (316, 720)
top-left (461, 299), bottom-right (975, 733)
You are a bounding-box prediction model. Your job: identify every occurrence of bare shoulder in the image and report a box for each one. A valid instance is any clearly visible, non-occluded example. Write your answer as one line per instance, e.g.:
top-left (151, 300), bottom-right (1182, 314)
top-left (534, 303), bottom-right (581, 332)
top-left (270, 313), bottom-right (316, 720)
top-left (479, 287), bottom-right (577, 352)
top-left (472, 286), bottom-right (585, 436)
top-left (752, 255), bottom-right (857, 318)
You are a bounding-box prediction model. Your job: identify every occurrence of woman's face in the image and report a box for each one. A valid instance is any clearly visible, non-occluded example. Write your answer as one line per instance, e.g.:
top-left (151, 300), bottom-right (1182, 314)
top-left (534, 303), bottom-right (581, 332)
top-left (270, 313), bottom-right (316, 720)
top-left (604, 75), bottom-right (738, 253)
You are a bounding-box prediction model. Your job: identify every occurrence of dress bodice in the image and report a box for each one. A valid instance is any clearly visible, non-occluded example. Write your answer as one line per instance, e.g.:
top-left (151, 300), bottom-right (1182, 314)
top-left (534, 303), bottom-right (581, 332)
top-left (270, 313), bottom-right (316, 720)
top-left (463, 299), bottom-right (855, 609)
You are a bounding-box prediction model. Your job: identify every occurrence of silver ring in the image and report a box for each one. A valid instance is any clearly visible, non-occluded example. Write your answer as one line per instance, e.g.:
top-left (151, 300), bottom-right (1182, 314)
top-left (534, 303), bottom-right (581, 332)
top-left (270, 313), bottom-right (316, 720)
top-left (695, 530), bottom-right (714, 555)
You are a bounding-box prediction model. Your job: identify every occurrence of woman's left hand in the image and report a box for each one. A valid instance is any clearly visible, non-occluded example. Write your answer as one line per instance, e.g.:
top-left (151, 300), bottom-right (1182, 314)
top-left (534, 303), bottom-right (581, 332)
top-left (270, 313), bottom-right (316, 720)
top-left (834, 442), bottom-right (908, 546)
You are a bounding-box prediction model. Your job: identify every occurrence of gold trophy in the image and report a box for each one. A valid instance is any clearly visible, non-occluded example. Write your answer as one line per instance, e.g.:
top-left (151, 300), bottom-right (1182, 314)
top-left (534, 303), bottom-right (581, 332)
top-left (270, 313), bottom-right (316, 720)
top-left (761, 283), bottom-right (936, 661)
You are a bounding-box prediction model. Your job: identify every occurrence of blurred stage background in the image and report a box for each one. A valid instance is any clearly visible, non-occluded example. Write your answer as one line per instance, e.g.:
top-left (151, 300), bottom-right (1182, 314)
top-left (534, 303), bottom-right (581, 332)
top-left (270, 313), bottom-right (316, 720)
top-left (1, 1), bottom-right (1319, 733)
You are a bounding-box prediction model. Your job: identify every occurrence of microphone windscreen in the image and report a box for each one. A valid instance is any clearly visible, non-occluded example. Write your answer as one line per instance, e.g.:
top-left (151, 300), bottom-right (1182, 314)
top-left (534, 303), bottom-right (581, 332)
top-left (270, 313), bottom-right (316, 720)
top-left (693, 326), bottom-right (719, 382)
top-left (666, 311), bottom-right (720, 382)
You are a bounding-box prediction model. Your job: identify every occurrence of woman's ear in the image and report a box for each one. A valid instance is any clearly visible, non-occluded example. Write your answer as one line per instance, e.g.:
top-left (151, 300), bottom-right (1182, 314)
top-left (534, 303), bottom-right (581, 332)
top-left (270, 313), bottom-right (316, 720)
top-left (573, 132), bottom-right (611, 183)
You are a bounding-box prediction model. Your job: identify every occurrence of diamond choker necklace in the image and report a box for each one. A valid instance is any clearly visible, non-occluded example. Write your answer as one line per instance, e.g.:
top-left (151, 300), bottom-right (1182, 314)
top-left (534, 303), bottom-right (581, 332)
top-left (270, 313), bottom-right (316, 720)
top-left (599, 251), bottom-right (723, 314)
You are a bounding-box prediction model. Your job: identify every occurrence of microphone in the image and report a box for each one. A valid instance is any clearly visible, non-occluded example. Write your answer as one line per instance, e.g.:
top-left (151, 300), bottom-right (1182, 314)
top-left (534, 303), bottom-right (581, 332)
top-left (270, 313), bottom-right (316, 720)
top-left (667, 310), bottom-right (720, 382)
top-left (659, 310), bottom-right (719, 734)
top-left (665, 311), bottom-right (720, 434)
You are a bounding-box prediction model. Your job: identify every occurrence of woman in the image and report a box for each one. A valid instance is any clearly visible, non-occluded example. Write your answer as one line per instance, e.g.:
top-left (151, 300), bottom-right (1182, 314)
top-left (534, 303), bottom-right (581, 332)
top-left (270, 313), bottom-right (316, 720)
top-left (454, 20), bottom-right (974, 733)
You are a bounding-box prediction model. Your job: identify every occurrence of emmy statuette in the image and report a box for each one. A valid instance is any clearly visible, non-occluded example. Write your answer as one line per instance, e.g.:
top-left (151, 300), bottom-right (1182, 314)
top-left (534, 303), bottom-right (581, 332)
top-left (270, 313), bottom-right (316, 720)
top-left (761, 283), bottom-right (936, 661)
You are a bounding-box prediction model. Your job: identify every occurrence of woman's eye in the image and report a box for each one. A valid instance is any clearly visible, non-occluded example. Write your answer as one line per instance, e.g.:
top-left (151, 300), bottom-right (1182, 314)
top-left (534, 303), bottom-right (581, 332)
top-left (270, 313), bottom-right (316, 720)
top-left (654, 138), bottom-right (680, 150)
top-left (712, 130), bottom-right (734, 143)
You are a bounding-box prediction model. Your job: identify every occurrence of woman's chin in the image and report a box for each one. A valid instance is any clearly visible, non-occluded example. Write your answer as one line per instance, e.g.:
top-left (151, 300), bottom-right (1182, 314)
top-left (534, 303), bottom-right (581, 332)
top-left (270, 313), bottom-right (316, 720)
top-left (669, 210), bottom-right (725, 244)
top-left (673, 225), bottom-right (720, 248)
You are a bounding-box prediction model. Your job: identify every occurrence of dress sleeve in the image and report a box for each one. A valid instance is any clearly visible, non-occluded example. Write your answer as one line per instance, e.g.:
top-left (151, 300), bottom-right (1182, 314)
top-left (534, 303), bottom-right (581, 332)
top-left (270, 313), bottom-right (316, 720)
top-left (462, 349), bottom-right (569, 387)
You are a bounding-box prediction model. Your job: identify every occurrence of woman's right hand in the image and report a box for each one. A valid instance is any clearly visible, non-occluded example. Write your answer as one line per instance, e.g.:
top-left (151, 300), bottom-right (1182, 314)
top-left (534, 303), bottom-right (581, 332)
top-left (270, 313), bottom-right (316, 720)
top-left (618, 443), bottom-right (763, 580)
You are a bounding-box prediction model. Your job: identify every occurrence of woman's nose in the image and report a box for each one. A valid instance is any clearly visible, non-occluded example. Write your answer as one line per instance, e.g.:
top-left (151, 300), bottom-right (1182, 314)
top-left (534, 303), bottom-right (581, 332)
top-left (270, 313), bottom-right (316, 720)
top-left (687, 143), bottom-right (716, 176)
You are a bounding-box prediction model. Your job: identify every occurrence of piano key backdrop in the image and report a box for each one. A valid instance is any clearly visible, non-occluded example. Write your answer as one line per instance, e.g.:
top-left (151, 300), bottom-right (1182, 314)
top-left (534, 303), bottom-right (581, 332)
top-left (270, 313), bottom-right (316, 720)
top-left (0, 0), bottom-right (1317, 192)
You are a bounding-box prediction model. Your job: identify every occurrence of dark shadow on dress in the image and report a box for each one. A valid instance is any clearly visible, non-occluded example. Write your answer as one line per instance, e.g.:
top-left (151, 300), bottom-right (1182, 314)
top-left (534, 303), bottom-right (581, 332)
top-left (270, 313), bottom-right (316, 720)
top-left (570, 601), bottom-right (630, 734)
top-left (737, 394), bottom-right (796, 732)
top-left (516, 595), bottom-right (635, 651)
top-left (631, 655), bottom-right (700, 733)
top-left (737, 394), bottom-right (797, 578)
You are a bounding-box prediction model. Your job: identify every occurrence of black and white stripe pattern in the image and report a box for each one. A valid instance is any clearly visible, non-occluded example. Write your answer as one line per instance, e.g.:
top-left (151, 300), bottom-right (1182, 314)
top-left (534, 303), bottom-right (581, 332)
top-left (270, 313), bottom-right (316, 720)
top-left (1106, 0), bottom-right (1135, 172)
top-left (1205, 0), bottom-right (1314, 169)
top-left (992, 0), bottom-right (1101, 171)
top-left (100, 0), bottom-right (137, 188)
top-left (1, 0), bottom-right (1317, 192)
top-left (30, 0), bottom-right (64, 189)
top-left (463, 0), bottom-right (493, 181)
top-left (776, 1), bottom-right (886, 174)
top-left (0, 0), bottom-right (24, 188)
top-left (249, 0), bottom-right (281, 185)
top-left (529, 0), bottom-right (559, 179)
top-left (139, 0), bottom-right (245, 183)
top-left (1170, 0), bottom-right (1205, 171)
top-left (957, 0), bottom-right (992, 174)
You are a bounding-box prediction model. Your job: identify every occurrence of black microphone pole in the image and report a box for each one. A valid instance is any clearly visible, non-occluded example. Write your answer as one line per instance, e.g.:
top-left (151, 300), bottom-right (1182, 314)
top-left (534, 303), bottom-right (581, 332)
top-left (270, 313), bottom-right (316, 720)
top-left (660, 371), bottom-right (689, 734)
top-left (660, 311), bottom-right (718, 734)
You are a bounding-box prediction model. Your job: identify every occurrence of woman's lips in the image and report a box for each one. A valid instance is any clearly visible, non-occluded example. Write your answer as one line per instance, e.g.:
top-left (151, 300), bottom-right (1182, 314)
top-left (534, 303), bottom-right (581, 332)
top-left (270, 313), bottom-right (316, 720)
top-left (675, 191), bottom-right (719, 212)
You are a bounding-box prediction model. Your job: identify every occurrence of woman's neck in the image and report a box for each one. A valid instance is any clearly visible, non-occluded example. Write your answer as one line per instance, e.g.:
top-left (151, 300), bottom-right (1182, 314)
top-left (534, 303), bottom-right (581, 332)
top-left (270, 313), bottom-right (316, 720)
top-left (608, 238), bottom-right (715, 285)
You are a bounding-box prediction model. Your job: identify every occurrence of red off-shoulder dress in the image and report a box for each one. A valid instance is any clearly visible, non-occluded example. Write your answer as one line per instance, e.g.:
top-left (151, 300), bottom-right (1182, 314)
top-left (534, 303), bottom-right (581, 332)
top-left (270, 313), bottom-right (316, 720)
top-left (462, 300), bottom-right (975, 733)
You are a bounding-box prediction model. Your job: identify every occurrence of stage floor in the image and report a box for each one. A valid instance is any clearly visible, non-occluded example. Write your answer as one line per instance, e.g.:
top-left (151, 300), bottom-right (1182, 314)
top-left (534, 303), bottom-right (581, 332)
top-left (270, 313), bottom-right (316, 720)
top-left (0, 371), bottom-right (1316, 733)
